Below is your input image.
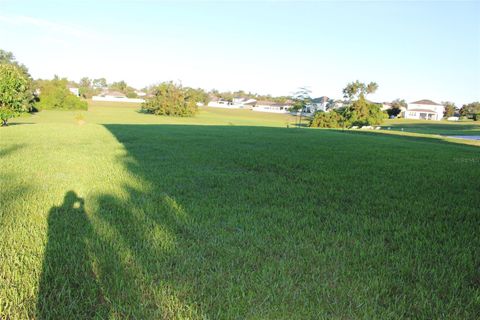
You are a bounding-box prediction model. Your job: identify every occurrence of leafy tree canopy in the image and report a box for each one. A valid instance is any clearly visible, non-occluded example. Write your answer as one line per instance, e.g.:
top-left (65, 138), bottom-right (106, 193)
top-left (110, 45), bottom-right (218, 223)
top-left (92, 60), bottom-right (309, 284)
top-left (0, 49), bottom-right (30, 77)
top-left (442, 101), bottom-right (456, 117)
top-left (460, 102), bottom-right (480, 120)
top-left (342, 80), bottom-right (378, 101)
top-left (141, 82), bottom-right (197, 117)
top-left (0, 63), bottom-right (34, 125)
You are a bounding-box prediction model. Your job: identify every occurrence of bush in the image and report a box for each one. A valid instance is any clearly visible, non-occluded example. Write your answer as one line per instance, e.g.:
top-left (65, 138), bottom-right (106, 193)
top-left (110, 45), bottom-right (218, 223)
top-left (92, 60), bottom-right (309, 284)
top-left (310, 110), bottom-right (344, 128)
top-left (0, 64), bottom-right (34, 125)
top-left (343, 97), bottom-right (386, 127)
top-left (141, 82), bottom-right (197, 117)
top-left (36, 78), bottom-right (87, 110)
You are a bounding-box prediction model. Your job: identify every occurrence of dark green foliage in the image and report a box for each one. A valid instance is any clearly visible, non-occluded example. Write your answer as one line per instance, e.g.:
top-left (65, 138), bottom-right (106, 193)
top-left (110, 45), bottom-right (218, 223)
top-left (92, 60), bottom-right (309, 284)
top-left (310, 110), bottom-right (344, 128)
top-left (36, 77), bottom-right (88, 111)
top-left (460, 102), bottom-right (480, 120)
top-left (388, 99), bottom-right (407, 117)
top-left (142, 82), bottom-right (197, 117)
top-left (185, 87), bottom-right (209, 105)
top-left (0, 64), bottom-right (34, 125)
top-left (310, 96), bottom-right (386, 128)
top-left (442, 101), bottom-right (456, 117)
top-left (343, 96), bottom-right (386, 126)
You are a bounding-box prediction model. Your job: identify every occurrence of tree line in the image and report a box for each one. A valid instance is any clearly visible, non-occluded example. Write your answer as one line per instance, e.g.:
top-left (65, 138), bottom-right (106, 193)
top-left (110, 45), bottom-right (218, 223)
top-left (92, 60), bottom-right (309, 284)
top-left (1, 48), bottom-right (479, 125)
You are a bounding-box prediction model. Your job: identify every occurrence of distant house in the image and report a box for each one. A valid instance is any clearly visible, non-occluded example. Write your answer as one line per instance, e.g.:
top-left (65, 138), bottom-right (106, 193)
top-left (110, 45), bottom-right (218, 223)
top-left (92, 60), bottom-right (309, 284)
top-left (252, 100), bottom-right (293, 113)
top-left (208, 97), bottom-right (257, 109)
top-left (208, 98), bottom-right (232, 108)
top-left (308, 96), bottom-right (330, 113)
top-left (92, 90), bottom-right (145, 103)
top-left (404, 99), bottom-right (444, 121)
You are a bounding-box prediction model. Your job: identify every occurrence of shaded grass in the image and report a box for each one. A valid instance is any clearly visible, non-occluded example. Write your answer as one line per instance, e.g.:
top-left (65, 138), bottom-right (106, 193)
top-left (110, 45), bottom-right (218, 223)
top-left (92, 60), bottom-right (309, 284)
top-left (1, 107), bottom-right (479, 318)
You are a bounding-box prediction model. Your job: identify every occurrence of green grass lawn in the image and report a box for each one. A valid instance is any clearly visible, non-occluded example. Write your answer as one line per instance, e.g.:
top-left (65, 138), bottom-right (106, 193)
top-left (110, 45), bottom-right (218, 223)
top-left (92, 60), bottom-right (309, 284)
top-left (1, 102), bottom-right (479, 318)
top-left (383, 118), bottom-right (480, 136)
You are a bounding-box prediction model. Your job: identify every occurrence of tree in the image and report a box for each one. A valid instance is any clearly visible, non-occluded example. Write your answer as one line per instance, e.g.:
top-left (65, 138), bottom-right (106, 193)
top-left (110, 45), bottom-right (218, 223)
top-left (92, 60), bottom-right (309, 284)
top-left (460, 102), bottom-right (480, 120)
top-left (141, 81), bottom-right (197, 117)
top-left (109, 81), bottom-right (128, 93)
top-left (442, 101), bottom-right (456, 117)
top-left (36, 77), bottom-right (88, 110)
top-left (342, 80), bottom-right (378, 101)
top-left (343, 95), bottom-right (386, 126)
top-left (388, 99), bottom-right (407, 117)
top-left (0, 64), bottom-right (33, 126)
top-left (0, 49), bottom-right (29, 77)
top-left (92, 78), bottom-right (107, 89)
top-left (341, 81), bottom-right (385, 126)
top-left (291, 87), bottom-right (312, 127)
top-left (78, 77), bottom-right (94, 98)
top-left (185, 87), bottom-right (209, 105)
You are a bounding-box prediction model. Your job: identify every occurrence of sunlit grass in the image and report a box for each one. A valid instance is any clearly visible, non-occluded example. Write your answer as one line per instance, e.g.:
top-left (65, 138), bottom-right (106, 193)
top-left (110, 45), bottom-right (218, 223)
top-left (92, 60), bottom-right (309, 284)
top-left (1, 104), bottom-right (479, 318)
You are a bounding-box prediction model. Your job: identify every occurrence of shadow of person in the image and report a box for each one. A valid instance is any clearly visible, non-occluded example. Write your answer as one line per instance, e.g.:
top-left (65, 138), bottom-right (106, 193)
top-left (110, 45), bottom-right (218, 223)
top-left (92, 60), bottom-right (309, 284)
top-left (36, 191), bottom-right (104, 319)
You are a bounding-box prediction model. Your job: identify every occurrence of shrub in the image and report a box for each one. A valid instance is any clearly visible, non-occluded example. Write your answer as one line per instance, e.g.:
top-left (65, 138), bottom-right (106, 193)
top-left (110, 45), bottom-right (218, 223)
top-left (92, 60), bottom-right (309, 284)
top-left (310, 110), bottom-right (344, 128)
top-left (0, 64), bottom-right (33, 125)
top-left (343, 97), bottom-right (386, 127)
top-left (141, 82), bottom-right (197, 117)
top-left (36, 78), bottom-right (88, 110)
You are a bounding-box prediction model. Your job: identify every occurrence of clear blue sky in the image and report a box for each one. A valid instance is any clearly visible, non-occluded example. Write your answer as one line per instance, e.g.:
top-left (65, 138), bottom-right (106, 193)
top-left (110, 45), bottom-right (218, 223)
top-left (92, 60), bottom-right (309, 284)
top-left (1, 0), bottom-right (479, 105)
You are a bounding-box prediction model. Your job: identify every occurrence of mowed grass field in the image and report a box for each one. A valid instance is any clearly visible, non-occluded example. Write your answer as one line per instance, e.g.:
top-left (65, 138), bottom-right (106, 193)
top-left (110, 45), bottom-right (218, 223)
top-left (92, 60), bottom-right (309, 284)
top-left (1, 101), bottom-right (479, 319)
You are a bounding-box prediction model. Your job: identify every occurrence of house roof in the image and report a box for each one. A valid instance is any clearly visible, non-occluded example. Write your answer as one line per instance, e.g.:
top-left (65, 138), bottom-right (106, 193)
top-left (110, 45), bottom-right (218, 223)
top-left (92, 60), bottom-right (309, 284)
top-left (256, 100), bottom-right (276, 105)
top-left (410, 99), bottom-right (441, 106)
top-left (312, 96), bottom-right (329, 103)
top-left (407, 109), bottom-right (439, 113)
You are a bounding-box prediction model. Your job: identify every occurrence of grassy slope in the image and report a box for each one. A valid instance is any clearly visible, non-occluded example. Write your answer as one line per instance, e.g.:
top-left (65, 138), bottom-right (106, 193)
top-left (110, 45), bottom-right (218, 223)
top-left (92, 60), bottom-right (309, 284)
top-left (1, 102), bottom-right (479, 319)
top-left (383, 118), bottom-right (480, 136)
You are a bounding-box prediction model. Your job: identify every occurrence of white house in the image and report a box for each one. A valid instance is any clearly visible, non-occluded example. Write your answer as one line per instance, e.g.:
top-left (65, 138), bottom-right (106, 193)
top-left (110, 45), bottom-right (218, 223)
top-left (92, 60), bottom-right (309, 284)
top-left (92, 90), bottom-right (145, 103)
top-left (208, 98), bottom-right (232, 108)
top-left (208, 97), bottom-right (257, 109)
top-left (252, 100), bottom-right (293, 113)
top-left (308, 96), bottom-right (330, 113)
top-left (404, 99), bottom-right (444, 121)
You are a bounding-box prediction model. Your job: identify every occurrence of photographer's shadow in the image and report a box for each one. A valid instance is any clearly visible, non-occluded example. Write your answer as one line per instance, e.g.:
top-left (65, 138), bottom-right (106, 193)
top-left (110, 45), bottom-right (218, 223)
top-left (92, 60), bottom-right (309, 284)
top-left (36, 191), bottom-right (103, 319)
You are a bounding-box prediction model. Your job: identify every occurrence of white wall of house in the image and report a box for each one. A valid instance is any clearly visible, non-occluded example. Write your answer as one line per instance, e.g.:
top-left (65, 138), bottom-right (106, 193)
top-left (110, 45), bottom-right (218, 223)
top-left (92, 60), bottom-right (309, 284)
top-left (252, 105), bottom-right (292, 114)
top-left (404, 102), bottom-right (444, 121)
top-left (92, 96), bottom-right (145, 103)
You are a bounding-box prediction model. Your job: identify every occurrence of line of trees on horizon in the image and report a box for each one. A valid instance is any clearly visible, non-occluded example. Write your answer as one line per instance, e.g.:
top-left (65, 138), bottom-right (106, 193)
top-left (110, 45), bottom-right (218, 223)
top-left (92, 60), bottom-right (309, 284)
top-left (1, 48), bottom-right (480, 125)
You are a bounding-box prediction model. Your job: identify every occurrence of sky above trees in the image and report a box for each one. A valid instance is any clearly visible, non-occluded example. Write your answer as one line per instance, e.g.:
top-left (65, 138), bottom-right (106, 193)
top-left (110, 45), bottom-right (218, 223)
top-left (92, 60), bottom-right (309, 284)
top-left (0, 0), bottom-right (479, 105)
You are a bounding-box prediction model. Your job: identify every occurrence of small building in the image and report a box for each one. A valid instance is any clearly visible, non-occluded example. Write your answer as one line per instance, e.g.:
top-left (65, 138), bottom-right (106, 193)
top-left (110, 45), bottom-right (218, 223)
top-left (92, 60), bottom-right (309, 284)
top-left (252, 100), bottom-right (293, 113)
top-left (92, 90), bottom-right (145, 103)
top-left (404, 99), bottom-right (444, 121)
